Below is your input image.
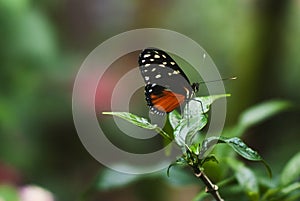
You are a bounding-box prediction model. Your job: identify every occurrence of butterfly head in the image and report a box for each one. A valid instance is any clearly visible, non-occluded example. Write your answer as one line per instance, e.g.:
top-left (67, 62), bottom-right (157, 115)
top-left (191, 83), bottom-right (199, 93)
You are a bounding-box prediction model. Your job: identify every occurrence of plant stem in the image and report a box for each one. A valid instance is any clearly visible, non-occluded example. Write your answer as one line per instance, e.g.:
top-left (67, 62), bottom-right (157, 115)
top-left (193, 168), bottom-right (224, 201)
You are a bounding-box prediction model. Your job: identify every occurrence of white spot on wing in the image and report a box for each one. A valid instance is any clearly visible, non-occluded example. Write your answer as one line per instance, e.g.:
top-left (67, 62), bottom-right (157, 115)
top-left (145, 76), bottom-right (150, 81)
top-left (151, 68), bottom-right (156, 72)
top-left (145, 64), bottom-right (150, 67)
top-left (141, 60), bottom-right (145, 63)
top-left (159, 64), bottom-right (165, 67)
top-left (155, 74), bottom-right (161, 79)
top-left (154, 54), bottom-right (160, 59)
top-left (173, 70), bottom-right (180, 74)
top-left (162, 54), bottom-right (166, 58)
top-left (170, 62), bottom-right (175, 65)
top-left (162, 62), bottom-right (167, 65)
top-left (150, 59), bottom-right (154, 62)
top-left (144, 54), bottom-right (151, 58)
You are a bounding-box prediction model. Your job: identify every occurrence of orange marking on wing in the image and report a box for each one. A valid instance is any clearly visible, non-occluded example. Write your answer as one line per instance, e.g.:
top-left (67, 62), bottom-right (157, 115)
top-left (151, 90), bottom-right (185, 113)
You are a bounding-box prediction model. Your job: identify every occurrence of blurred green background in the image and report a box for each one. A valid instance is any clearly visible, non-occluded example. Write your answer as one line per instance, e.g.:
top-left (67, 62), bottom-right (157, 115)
top-left (0, 0), bottom-right (300, 200)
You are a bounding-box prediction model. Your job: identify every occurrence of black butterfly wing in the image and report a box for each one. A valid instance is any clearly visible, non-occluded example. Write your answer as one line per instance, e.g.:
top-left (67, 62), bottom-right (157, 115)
top-left (138, 48), bottom-right (193, 114)
top-left (139, 48), bottom-right (191, 84)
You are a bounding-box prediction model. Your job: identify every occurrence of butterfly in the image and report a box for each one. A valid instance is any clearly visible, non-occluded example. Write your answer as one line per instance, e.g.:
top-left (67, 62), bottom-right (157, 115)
top-left (138, 48), bottom-right (199, 115)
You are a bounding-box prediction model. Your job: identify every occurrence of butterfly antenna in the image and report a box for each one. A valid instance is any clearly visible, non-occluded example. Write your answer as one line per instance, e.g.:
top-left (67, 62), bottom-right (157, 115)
top-left (198, 76), bottom-right (237, 84)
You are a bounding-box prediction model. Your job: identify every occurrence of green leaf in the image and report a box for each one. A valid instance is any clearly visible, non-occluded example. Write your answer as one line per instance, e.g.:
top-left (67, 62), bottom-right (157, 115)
top-left (199, 136), bottom-right (219, 159)
top-left (186, 116), bottom-right (208, 145)
top-left (185, 94), bottom-right (231, 117)
top-left (173, 115), bottom-right (207, 148)
top-left (190, 142), bottom-right (201, 155)
top-left (96, 164), bottom-right (169, 190)
top-left (102, 112), bottom-right (156, 129)
top-left (169, 109), bottom-right (182, 129)
top-left (211, 136), bottom-right (272, 177)
top-left (261, 187), bottom-right (281, 201)
top-left (97, 164), bottom-right (198, 191)
top-left (167, 157), bottom-right (188, 177)
top-left (280, 182), bottom-right (300, 197)
top-left (103, 112), bottom-right (172, 140)
top-left (262, 182), bottom-right (300, 201)
top-left (96, 168), bottom-right (141, 190)
top-left (281, 152), bottom-right (300, 186)
top-left (227, 158), bottom-right (259, 200)
top-left (238, 100), bottom-right (292, 134)
top-left (201, 155), bottom-right (219, 166)
top-left (173, 118), bottom-right (188, 147)
top-left (219, 136), bottom-right (262, 161)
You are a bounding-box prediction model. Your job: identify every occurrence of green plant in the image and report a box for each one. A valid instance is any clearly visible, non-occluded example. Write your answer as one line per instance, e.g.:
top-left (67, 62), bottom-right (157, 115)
top-left (101, 96), bottom-right (293, 201)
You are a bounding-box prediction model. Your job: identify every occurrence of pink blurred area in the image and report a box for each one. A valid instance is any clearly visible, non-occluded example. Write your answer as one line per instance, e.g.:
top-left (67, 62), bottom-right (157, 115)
top-left (95, 52), bottom-right (141, 115)
top-left (0, 162), bottom-right (22, 185)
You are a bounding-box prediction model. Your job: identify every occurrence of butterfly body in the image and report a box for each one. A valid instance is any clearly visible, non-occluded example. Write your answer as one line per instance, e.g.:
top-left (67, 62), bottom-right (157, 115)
top-left (138, 48), bottom-right (199, 115)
